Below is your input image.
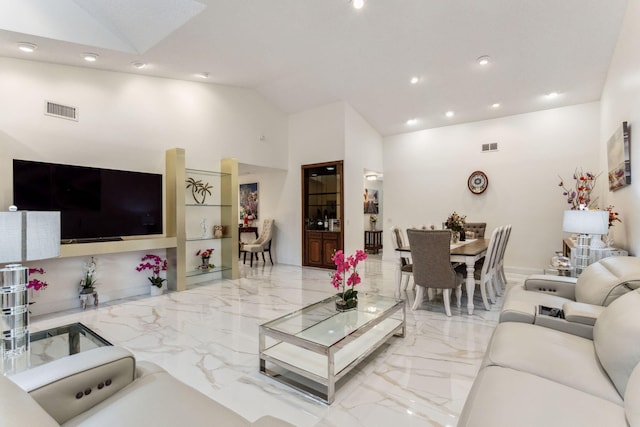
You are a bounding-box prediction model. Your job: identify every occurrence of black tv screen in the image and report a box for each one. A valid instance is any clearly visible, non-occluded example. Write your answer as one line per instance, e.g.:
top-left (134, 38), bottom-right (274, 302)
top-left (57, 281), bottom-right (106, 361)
top-left (13, 159), bottom-right (163, 241)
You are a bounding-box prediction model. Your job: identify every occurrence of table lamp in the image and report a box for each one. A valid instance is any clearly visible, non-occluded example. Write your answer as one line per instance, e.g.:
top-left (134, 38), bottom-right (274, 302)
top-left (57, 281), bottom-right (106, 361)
top-left (0, 209), bottom-right (60, 360)
top-left (562, 210), bottom-right (608, 275)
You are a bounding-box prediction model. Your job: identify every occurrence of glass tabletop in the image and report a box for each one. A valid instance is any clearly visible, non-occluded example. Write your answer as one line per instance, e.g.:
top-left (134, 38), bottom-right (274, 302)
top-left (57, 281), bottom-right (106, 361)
top-left (261, 294), bottom-right (403, 348)
top-left (2, 322), bottom-right (112, 375)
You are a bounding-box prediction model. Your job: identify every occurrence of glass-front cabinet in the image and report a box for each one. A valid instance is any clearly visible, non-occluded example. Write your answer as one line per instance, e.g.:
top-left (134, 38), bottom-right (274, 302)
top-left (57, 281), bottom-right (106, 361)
top-left (302, 161), bottom-right (343, 269)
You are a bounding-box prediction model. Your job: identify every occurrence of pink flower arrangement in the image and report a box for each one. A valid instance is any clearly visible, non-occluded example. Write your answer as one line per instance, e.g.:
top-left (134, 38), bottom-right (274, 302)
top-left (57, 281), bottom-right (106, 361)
top-left (196, 248), bottom-right (214, 258)
top-left (331, 249), bottom-right (367, 304)
top-left (27, 267), bottom-right (48, 291)
top-left (136, 254), bottom-right (168, 287)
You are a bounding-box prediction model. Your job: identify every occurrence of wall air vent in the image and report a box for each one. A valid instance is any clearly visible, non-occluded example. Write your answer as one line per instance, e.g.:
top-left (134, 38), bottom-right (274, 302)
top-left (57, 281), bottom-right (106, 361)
top-left (45, 101), bottom-right (78, 121)
top-left (481, 142), bottom-right (498, 152)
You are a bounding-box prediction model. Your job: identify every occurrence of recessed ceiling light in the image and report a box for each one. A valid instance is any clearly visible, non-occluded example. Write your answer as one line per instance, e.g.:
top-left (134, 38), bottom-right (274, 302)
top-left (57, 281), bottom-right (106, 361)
top-left (196, 72), bottom-right (209, 79)
top-left (477, 55), bottom-right (490, 66)
top-left (17, 42), bottom-right (37, 53)
top-left (352, 0), bottom-right (364, 9)
top-left (547, 92), bottom-right (559, 99)
top-left (83, 53), bottom-right (98, 62)
top-left (406, 118), bottom-right (418, 125)
top-left (410, 76), bottom-right (420, 85)
top-left (131, 62), bottom-right (146, 69)
top-left (445, 111), bottom-right (455, 118)
top-left (491, 103), bottom-right (501, 108)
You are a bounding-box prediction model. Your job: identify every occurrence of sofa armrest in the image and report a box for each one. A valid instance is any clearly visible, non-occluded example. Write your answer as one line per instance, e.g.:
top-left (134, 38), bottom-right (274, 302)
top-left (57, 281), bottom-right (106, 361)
top-left (10, 346), bottom-right (136, 425)
top-left (524, 275), bottom-right (577, 300)
top-left (563, 301), bottom-right (606, 326)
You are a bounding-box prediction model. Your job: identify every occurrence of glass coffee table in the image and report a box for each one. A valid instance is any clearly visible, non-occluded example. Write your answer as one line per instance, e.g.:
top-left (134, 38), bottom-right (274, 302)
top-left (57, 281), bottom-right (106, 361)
top-left (259, 293), bottom-right (405, 404)
top-left (2, 322), bottom-right (112, 375)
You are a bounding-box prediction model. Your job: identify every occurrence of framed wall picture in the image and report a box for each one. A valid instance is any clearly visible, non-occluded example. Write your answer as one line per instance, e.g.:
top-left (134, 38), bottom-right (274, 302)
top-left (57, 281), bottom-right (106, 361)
top-left (607, 121), bottom-right (631, 191)
top-left (364, 188), bottom-right (379, 214)
top-left (239, 182), bottom-right (258, 220)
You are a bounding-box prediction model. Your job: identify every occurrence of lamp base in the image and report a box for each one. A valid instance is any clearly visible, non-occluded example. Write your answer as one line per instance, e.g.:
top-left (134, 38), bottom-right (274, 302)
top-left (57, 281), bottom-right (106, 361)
top-left (574, 234), bottom-right (591, 276)
top-left (590, 234), bottom-right (607, 249)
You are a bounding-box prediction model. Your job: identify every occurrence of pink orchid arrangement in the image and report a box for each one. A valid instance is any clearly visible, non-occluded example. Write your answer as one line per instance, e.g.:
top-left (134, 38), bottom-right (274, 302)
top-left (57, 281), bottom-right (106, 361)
top-left (331, 249), bottom-right (367, 304)
top-left (196, 248), bottom-right (214, 258)
top-left (27, 267), bottom-right (48, 291)
top-left (136, 254), bottom-right (168, 287)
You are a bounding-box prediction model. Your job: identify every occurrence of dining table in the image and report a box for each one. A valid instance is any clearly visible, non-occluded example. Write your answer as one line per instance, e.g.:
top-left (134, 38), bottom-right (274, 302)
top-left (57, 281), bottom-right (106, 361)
top-left (395, 238), bottom-right (490, 315)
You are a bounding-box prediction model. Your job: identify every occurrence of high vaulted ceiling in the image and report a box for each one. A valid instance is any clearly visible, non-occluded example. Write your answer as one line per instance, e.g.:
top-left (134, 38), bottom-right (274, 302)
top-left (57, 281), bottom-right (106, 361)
top-left (0, 0), bottom-right (629, 136)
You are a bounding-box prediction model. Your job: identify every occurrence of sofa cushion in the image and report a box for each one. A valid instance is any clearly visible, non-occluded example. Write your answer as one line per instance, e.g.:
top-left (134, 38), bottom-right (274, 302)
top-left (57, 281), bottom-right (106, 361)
top-left (483, 322), bottom-right (622, 404)
top-left (575, 257), bottom-right (640, 305)
top-left (594, 289), bottom-right (640, 398)
top-left (458, 366), bottom-right (626, 427)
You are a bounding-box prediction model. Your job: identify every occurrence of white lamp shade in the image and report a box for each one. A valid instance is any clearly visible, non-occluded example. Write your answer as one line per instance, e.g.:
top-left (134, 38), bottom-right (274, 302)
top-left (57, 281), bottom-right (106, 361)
top-left (562, 210), bottom-right (608, 235)
top-left (0, 211), bottom-right (60, 263)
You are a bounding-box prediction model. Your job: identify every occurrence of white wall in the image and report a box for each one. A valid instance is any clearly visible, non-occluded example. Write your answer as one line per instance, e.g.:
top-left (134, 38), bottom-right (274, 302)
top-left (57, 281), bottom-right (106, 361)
top-left (282, 102), bottom-right (345, 265)
top-left (282, 101), bottom-right (385, 263)
top-left (600, 0), bottom-right (640, 256)
top-left (344, 103), bottom-right (384, 254)
top-left (238, 170), bottom-right (287, 263)
top-left (383, 102), bottom-right (601, 273)
top-left (0, 57), bottom-right (288, 315)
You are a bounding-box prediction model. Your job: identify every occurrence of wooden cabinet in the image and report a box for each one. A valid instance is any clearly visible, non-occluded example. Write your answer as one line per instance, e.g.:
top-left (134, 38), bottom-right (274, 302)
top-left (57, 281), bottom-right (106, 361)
top-left (302, 161), bottom-right (343, 269)
top-left (306, 231), bottom-right (339, 268)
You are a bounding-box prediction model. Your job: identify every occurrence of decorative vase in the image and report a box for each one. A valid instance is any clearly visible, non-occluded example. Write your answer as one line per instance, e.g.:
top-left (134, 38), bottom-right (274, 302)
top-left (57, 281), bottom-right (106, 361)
top-left (459, 229), bottom-right (466, 241)
top-left (335, 291), bottom-right (358, 312)
top-left (201, 257), bottom-right (210, 269)
top-left (150, 285), bottom-right (163, 296)
top-left (451, 231), bottom-right (460, 244)
top-left (605, 231), bottom-right (614, 248)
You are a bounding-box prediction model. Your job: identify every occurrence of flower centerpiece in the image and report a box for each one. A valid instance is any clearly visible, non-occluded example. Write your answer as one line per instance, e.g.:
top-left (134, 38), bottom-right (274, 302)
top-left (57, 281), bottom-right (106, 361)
top-left (331, 249), bottom-right (367, 311)
top-left (445, 211), bottom-right (466, 242)
top-left (136, 254), bottom-right (167, 288)
top-left (27, 268), bottom-right (48, 291)
top-left (80, 257), bottom-right (97, 294)
top-left (558, 168), bottom-right (600, 209)
top-left (196, 248), bottom-right (214, 269)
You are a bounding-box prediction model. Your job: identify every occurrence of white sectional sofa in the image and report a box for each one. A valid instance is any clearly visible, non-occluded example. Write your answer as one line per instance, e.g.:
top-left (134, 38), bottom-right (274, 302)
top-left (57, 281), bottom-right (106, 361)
top-left (1, 346), bottom-right (292, 427)
top-left (500, 257), bottom-right (640, 338)
top-left (458, 287), bottom-right (640, 426)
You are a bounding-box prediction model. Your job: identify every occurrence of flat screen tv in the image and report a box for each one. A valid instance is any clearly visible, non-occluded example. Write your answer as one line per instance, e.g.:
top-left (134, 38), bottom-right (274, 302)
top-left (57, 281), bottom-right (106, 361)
top-left (13, 159), bottom-right (163, 242)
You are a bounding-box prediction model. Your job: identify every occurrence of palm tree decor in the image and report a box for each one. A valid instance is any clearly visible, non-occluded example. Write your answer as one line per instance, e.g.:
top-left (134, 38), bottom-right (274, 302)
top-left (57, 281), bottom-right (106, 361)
top-left (186, 177), bottom-right (213, 204)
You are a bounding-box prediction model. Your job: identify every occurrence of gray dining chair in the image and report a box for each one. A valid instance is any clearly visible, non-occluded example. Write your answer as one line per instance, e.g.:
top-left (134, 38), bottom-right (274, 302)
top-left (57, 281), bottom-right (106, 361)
top-left (391, 226), bottom-right (413, 291)
top-left (464, 222), bottom-right (487, 239)
top-left (407, 229), bottom-right (463, 316)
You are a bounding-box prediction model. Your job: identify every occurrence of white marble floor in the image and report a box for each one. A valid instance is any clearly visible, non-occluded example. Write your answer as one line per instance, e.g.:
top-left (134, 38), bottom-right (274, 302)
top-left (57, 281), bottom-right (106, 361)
top-left (31, 256), bottom-right (518, 427)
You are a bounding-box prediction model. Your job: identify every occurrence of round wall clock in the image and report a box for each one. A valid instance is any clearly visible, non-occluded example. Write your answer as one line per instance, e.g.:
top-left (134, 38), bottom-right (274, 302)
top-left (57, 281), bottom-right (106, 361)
top-left (468, 171), bottom-right (488, 194)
